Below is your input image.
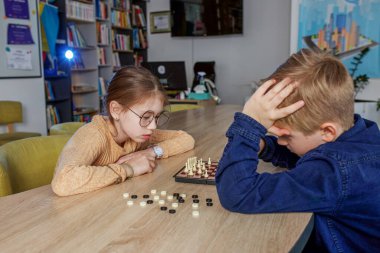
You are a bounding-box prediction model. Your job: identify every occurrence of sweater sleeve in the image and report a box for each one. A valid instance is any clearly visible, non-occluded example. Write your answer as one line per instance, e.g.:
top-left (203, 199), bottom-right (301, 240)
top-left (150, 129), bottom-right (195, 158)
top-left (51, 126), bottom-right (127, 196)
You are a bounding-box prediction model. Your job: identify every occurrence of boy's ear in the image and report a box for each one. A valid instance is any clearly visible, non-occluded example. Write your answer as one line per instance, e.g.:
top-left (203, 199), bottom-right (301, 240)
top-left (320, 123), bottom-right (339, 142)
top-left (109, 101), bottom-right (123, 119)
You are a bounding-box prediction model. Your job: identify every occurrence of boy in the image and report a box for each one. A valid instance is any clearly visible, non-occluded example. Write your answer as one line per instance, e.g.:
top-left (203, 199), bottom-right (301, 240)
top-left (215, 49), bottom-right (380, 252)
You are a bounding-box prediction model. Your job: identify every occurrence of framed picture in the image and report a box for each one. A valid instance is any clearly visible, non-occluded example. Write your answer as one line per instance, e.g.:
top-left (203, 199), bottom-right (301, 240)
top-left (150, 11), bottom-right (171, 34)
top-left (291, 0), bottom-right (380, 78)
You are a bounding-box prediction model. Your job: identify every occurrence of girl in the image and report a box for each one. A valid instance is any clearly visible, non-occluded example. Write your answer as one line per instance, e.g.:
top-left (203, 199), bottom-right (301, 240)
top-left (52, 66), bottom-right (195, 196)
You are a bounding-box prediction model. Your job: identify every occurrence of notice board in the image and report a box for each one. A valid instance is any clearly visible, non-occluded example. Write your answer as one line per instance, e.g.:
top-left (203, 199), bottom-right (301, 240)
top-left (0, 0), bottom-right (41, 78)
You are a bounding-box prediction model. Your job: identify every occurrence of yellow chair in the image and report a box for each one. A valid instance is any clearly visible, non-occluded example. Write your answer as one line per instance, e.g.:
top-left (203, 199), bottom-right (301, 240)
top-left (49, 122), bottom-right (84, 135)
top-left (0, 101), bottom-right (41, 146)
top-left (0, 135), bottom-right (70, 197)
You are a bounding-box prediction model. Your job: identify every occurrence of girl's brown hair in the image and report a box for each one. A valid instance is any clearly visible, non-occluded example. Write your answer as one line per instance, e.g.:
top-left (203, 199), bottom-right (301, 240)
top-left (266, 49), bottom-right (354, 134)
top-left (105, 66), bottom-right (168, 123)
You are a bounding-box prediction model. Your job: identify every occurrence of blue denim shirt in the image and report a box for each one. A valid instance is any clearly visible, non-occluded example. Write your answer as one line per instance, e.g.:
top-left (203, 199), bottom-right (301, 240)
top-left (216, 113), bottom-right (380, 252)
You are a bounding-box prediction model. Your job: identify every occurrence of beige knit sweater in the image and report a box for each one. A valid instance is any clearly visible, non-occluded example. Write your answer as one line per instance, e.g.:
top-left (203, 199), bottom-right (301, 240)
top-left (51, 115), bottom-right (195, 196)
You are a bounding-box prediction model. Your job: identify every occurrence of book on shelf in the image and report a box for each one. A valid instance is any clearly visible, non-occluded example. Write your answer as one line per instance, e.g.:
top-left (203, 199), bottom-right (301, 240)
top-left (132, 4), bottom-right (146, 27)
top-left (66, 0), bottom-right (95, 21)
top-left (44, 81), bottom-right (55, 101)
top-left (67, 22), bottom-right (87, 48)
top-left (46, 105), bottom-right (61, 129)
top-left (133, 52), bottom-right (144, 67)
top-left (138, 29), bottom-right (147, 49)
top-left (112, 52), bottom-right (121, 67)
top-left (132, 28), bottom-right (140, 49)
top-left (73, 114), bottom-right (92, 123)
top-left (96, 22), bottom-right (110, 45)
top-left (98, 77), bottom-right (108, 96)
top-left (113, 0), bottom-right (129, 10)
top-left (95, 0), bottom-right (108, 19)
top-left (111, 9), bottom-right (130, 28)
top-left (97, 47), bottom-right (107, 65)
top-left (112, 30), bottom-right (131, 51)
top-left (70, 52), bottom-right (85, 69)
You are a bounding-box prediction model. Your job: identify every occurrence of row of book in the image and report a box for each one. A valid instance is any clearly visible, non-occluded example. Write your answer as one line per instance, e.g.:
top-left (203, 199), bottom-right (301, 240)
top-left (98, 48), bottom-right (107, 65)
top-left (44, 81), bottom-right (55, 101)
top-left (112, 52), bottom-right (121, 67)
top-left (95, 0), bottom-right (108, 19)
top-left (73, 114), bottom-right (92, 123)
top-left (67, 23), bottom-right (87, 48)
top-left (46, 105), bottom-right (61, 129)
top-left (98, 77), bottom-right (108, 96)
top-left (70, 52), bottom-right (85, 69)
top-left (131, 4), bottom-right (146, 27)
top-left (113, 0), bottom-right (129, 10)
top-left (66, 0), bottom-right (94, 21)
top-left (96, 23), bottom-right (110, 45)
top-left (112, 30), bottom-right (131, 51)
top-left (111, 9), bottom-right (131, 28)
top-left (132, 28), bottom-right (147, 49)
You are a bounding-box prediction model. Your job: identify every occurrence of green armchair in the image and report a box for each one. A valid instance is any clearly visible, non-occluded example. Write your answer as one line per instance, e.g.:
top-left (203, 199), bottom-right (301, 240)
top-left (0, 101), bottom-right (41, 145)
top-left (0, 135), bottom-right (70, 197)
top-left (49, 122), bottom-right (85, 135)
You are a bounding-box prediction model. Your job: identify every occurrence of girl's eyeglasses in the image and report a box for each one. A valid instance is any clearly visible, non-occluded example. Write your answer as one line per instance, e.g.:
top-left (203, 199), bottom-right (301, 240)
top-left (127, 108), bottom-right (170, 127)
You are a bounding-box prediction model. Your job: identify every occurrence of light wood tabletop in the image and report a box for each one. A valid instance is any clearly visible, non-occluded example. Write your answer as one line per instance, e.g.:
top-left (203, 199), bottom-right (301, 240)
top-left (0, 105), bottom-right (313, 253)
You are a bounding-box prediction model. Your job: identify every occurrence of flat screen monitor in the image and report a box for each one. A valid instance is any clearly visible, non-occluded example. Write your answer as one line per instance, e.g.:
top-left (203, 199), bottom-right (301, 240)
top-left (170, 0), bottom-right (243, 37)
top-left (141, 61), bottom-right (188, 91)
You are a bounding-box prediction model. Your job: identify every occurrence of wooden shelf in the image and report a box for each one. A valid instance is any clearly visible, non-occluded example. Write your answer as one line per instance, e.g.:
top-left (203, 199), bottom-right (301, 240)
top-left (111, 25), bottom-right (132, 31)
top-left (113, 49), bottom-right (133, 53)
top-left (71, 68), bottom-right (98, 72)
top-left (66, 16), bottom-right (95, 23)
top-left (73, 107), bottom-right (98, 116)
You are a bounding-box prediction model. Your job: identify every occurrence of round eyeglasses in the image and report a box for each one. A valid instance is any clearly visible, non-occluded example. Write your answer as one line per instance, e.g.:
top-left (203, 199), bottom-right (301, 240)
top-left (127, 107), bottom-right (170, 127)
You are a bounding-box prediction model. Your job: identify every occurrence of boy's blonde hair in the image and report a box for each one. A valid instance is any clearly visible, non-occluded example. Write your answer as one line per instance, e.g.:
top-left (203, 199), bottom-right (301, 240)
top-left (267, 49), bottom-right (354, 135)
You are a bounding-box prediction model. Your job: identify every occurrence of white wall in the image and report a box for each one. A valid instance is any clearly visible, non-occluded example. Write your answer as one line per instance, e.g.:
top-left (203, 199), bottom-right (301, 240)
top-left (0, 78), bottom-right (47, 135)
top-left (147, 0), bottom-right (292, 105)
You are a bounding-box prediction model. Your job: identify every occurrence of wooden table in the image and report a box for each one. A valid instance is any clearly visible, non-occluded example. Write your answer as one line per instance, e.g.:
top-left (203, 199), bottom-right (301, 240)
top-left (0, 105), bottom-right (313, 253)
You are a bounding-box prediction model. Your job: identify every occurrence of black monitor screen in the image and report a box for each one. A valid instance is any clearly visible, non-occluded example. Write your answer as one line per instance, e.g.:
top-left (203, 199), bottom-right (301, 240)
top-left (170, 0), bottom-right (243, 37)
top-left (141, 61), bottom-right (188, 91)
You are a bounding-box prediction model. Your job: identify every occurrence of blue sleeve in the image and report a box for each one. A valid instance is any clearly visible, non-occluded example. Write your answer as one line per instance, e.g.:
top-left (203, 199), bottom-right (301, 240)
top-left (215, 112), bottom-right (341, 214)
top-left (259, 135), bottom-right (300, 169)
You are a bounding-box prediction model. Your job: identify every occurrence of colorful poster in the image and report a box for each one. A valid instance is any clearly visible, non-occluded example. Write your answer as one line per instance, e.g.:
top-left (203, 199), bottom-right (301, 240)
top-left (5, 47), bottom-right (33, 70)
top-left (3, 0), bottom-right (30, 20)
top-left (294, 0), bottom-right (380, 78)
top-left (7, 23), bottom-right (34, 45)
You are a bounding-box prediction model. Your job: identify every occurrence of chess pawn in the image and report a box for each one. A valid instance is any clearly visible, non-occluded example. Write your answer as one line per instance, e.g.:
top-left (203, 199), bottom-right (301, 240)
top-left (208, 157), bottom-right (211, 166)
top-left (203, 164), bottom-right (209, 178)
top-left (184, 162), bottom-right (189, 173)
top-left (197, 165), bottom-right (202, 175)
top-left (188, 168), bottom-right (194, 176)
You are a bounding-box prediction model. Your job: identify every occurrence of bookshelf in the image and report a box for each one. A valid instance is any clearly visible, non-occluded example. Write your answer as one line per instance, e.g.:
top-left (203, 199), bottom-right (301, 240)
top-left (42, 0), bottom-right (148, 126)
top-left (66, 0), bottom-right (99, 122)
top-left (42, 1), bottom-right (72, 131)
top-left (96, 0), bottom-right (113, 114)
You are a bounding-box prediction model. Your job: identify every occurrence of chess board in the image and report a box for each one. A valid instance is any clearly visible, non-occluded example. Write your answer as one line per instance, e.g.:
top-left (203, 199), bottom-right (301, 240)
top-left (173, 161), bottom-right (219, 185)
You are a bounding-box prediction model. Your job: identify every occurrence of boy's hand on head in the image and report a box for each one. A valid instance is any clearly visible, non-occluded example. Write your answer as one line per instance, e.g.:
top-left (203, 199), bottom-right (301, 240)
top-left (242, 78), bottom-right (304, 129)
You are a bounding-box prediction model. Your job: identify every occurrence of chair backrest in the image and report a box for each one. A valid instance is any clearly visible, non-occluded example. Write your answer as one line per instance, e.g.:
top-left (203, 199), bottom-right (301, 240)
top-left (0, 101), bottom-right (23, 133)
top-left (0, 135), bottom-right (70, 196)
top-left (49, 122), bottom-right (85, 135)
top-left (191, 61), bottom-right (216, 90)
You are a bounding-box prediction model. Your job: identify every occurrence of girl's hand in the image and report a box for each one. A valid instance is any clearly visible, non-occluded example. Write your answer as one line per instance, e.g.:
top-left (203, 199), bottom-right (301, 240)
top-left (123, 155), bottom-right (156, 177)
top-left (242, 78), bottom-right (304, 129)
top-left (116, 148), bottom-right (156, 164)
top-left (117, 148), bottom-right (157, 177)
